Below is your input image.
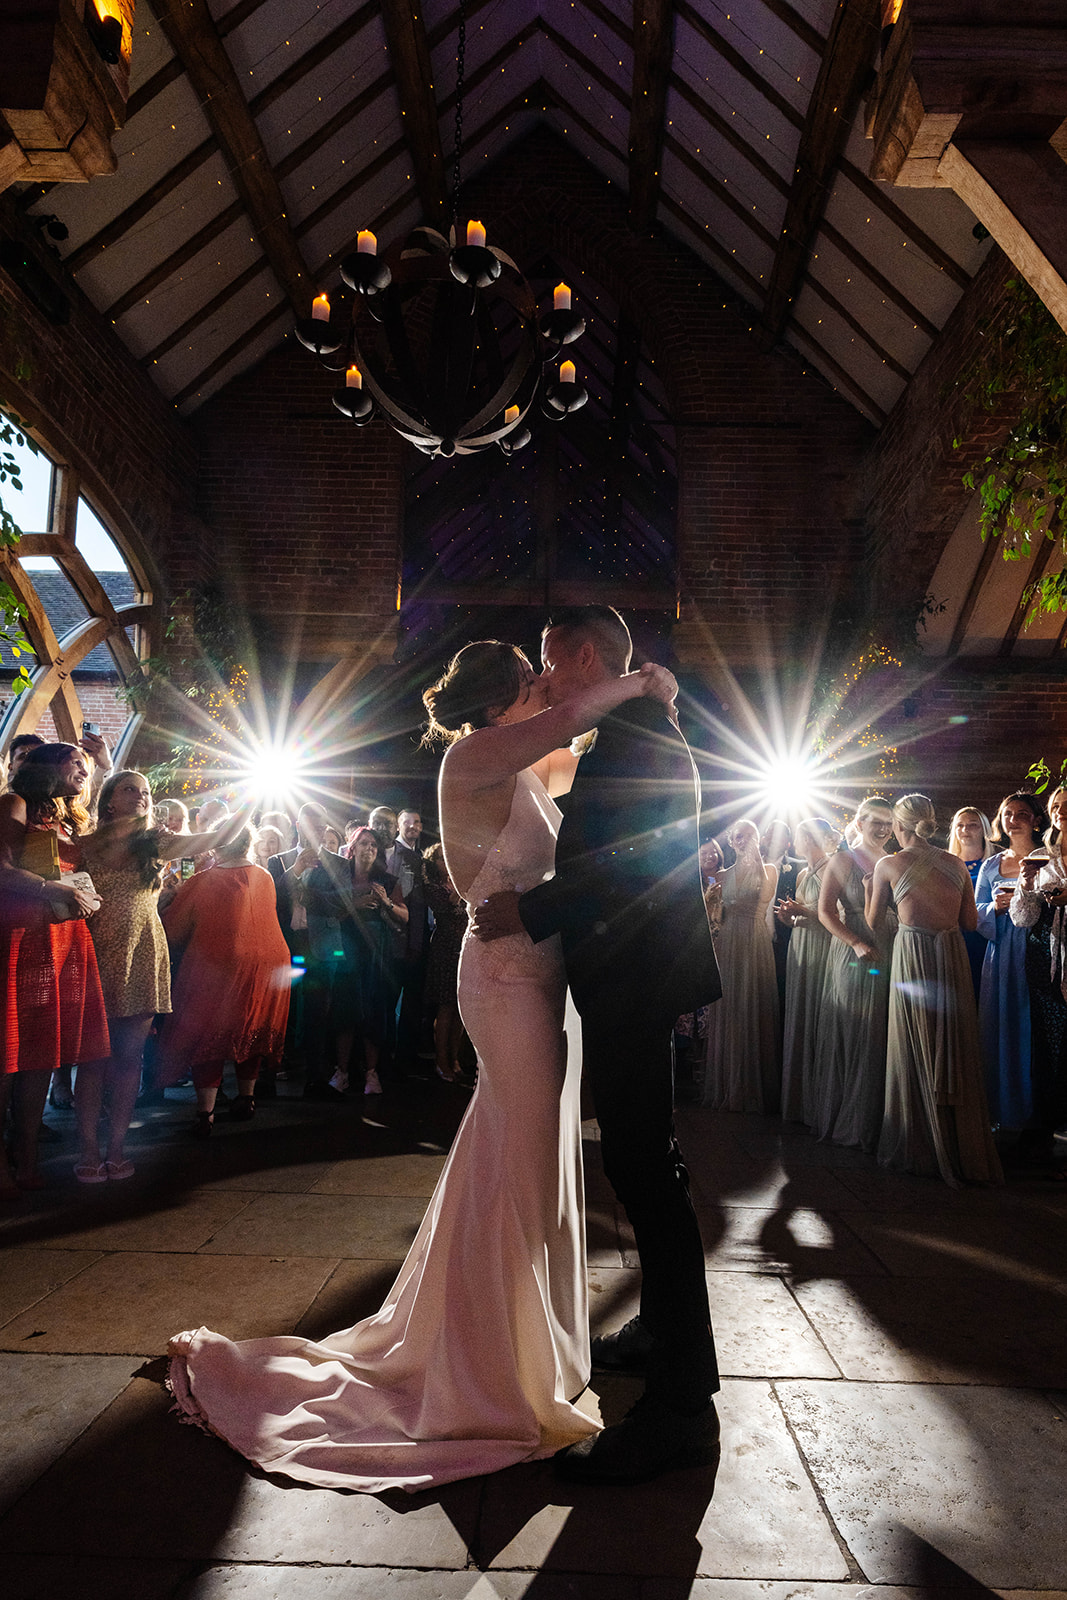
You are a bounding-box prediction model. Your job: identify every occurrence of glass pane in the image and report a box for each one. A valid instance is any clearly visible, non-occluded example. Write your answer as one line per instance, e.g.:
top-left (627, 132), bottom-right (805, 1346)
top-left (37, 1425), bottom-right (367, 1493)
top-left (0, 415), bottom-right (54, 535)
top-left (76, 497), bottom-right (129, 574)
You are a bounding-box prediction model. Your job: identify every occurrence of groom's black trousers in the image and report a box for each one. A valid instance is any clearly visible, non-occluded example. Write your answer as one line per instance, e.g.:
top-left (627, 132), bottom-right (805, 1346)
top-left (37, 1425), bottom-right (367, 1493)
top-left (581, 992), bottom-right (720, 1411)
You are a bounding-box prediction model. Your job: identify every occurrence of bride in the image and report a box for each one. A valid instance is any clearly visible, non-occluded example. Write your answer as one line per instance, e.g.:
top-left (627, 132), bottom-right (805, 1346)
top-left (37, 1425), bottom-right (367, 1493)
top-left (167, 639), bottom-right (676, 1493)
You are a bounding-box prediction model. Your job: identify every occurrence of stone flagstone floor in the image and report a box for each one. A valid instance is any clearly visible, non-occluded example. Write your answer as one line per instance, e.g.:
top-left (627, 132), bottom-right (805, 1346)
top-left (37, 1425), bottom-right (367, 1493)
top-left (1, 1076), bottom-right (1064, 1600)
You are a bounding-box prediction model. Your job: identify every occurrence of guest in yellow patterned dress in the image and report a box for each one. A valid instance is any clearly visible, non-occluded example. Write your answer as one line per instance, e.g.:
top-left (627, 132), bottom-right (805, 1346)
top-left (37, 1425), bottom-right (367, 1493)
top-left (75, 773), bottom-right (242, 1182)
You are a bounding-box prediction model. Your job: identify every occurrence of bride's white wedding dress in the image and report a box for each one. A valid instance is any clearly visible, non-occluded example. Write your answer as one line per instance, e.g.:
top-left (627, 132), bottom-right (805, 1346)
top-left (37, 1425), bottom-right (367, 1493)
top-left (167, 769), bottom-right (598, 1493)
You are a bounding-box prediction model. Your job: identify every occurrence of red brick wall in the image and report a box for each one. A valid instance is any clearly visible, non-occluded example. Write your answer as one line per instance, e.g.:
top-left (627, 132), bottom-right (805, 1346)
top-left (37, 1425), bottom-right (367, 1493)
top-left (190, 343), bottom-right (405, 664)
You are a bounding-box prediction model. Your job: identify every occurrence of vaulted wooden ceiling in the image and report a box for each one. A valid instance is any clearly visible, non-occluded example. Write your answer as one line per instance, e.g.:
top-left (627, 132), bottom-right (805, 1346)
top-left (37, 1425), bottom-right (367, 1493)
top-left (14, 0), bottom-right (992, 430)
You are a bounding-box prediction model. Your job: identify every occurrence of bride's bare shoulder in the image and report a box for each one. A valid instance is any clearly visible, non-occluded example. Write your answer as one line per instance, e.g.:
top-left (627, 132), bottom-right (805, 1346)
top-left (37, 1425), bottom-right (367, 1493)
top-left (440, 730), bottom-right (510, 791)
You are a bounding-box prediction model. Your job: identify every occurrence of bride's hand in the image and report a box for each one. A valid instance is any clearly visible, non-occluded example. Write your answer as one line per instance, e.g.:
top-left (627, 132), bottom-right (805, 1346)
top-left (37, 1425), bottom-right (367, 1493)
top-left (636, 662), bottom-right (678, 708)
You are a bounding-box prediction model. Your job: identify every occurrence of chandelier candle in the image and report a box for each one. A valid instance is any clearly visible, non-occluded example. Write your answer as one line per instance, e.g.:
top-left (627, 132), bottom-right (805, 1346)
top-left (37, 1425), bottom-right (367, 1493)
top-left (553, 283), bottom-right (571, 311)
top-left (345, 366), bottom-right (362, 389)
top-left (311, 294), bottom-right (330, 321)
top-left (466, 220), bottom-right (486, 248)
top-left (357, 231), bottom-right (376, 254)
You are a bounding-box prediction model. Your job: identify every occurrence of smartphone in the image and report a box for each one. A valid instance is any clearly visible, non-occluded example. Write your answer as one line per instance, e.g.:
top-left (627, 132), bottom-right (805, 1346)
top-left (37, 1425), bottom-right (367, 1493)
top-left (180, 858), bottom-right (195, 880)
top-left (82, 720), bottom-right (101, 737)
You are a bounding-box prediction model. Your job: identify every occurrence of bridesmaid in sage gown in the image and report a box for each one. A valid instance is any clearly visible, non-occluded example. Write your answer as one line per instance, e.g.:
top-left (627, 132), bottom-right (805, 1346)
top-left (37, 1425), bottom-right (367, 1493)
top-left (870, 794), bottom-right (1002, 1186)
top-left (814, 796), bottom-right (895, 1151)
top-left (703, 818), bottom-right (779, 1113)
top-left (777, 818), bottom-right (838, 1125)
top-left (168, 643), bottom-right (677, 1494)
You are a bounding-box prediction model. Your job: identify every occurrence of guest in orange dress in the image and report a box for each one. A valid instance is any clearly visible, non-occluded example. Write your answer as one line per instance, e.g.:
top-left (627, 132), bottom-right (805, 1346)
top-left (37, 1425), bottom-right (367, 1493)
top-left (159, 825), bottom-right (291, 1136)
top-left (0, 743), bottom-right (109, 1194)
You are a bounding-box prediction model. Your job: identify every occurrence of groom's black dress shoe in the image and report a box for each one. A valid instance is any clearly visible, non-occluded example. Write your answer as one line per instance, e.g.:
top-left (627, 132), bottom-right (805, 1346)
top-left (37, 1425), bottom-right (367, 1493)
top-left (590, 1314), bottom-right (655, 1374)
top-left (555, 1396), bottom-right (720, 1484)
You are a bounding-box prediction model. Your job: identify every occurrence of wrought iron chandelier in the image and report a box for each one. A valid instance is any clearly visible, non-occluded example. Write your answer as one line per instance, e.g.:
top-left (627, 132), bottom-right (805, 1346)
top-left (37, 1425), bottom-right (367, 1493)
top-left (295, 3), bottom-right (586, 459)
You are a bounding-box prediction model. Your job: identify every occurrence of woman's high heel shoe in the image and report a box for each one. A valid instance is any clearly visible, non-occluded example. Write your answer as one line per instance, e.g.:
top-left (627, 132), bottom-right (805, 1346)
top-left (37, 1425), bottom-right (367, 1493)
top-left (192, 1112), bottom-right (214, 1139)
top-left (229, 1095), bottom-right (255, 1121)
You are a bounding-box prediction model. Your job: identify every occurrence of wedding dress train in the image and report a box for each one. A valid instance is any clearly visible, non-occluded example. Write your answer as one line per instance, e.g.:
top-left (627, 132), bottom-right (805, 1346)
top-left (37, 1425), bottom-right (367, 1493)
top-left (167, 770), bottom-right (598, 1493)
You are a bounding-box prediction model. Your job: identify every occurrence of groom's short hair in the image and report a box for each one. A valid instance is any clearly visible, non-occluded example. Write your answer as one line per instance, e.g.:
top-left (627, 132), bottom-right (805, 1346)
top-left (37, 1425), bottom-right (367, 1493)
top-left (542, 606), bottom-right (632, 674)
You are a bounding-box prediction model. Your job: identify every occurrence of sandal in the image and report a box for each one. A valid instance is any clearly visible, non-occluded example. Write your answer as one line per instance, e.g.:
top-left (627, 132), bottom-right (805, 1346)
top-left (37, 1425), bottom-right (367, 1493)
top-left (74, 1162), bottom-right (108, 1184)
top-left (105, 1158), bottom-right (135, 1181)
top-left (192, 1112), bottom-right (214, 1140)
top-left (228, 1095), bottom-right (255, 1122)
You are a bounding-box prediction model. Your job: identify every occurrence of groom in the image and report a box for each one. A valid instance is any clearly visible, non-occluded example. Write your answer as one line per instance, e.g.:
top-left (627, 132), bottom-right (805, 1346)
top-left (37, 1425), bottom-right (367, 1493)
top-left (472, 605), bottom-right (722, 1483)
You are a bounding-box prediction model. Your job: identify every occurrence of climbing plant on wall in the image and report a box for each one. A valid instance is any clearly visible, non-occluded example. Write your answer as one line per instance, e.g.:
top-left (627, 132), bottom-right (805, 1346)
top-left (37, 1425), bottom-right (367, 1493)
top-left (0, 413), bottom-right (34, 698)
top-left (953, 278), bottom-right (1067, 624)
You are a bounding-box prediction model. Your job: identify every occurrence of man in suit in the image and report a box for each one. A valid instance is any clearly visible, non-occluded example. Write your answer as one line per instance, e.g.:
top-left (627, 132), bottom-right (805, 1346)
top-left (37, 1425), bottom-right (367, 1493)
top-left (267, 802), bottom-right (344, 1100)
top-left (472, 606), bottom-right (721, 1483)
top-left (386, 809), bottom-right (429, 1078)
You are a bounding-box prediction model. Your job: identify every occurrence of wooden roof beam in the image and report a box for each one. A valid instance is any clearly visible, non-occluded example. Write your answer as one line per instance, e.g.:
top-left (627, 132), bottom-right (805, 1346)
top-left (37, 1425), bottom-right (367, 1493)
top-left (379, 0), bottom-right (447, 226)
top-left (759, 0), bottom-right (880, 350)
top-left (155, 0), bottom-right (315, 314)
top-left (628, 0), bottom-right (676, 231)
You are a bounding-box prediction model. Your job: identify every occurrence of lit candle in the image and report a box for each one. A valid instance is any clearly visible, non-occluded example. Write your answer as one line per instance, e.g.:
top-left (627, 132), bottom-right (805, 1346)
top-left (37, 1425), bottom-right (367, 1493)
top-left (311, 294), bottom-right (331, 322)
top-left (553, 282), bottom-right (571, 311)
top-left (504, 405), bottom-right (520, 425)
top-left (560, 360), bottom-right (576, 383)
top-left (466, 219), bottom-right (486, 248)
top-left (357, 230), bottom-right (376, 255)
top-left (345, 365), bottom-right (362, 390)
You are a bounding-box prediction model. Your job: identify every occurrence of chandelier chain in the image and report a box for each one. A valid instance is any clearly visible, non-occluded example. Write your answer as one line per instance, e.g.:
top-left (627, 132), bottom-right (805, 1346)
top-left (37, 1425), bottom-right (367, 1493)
top-left (451, 0), bottom-right (466, 230)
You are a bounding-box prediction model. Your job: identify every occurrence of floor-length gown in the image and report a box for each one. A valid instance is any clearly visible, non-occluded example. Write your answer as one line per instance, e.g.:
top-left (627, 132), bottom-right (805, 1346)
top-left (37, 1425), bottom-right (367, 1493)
top-left (812, 853), bottom-right (893, 1151)
top-left (877, 855), bottom-right (1003, 1186)
top-left (167, 770), bottom-right (597, 1493)
top-left (703, 858), bottom-right (780, 1113)
top-left (976, 853), bottom-right (1032, 1127)
top-left (779, 864), bottom-right (833, 1124)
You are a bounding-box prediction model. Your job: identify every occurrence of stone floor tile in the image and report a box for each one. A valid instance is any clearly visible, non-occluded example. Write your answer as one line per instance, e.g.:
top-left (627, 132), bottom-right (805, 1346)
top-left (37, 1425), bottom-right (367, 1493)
top-left (178, 1569), bottom-right (636, 1598)
top-left (0, 1247), bottom-right (101, 1328)
top-left (792, 1274), bottom-right (1067, 1386)
top-left (671, 1205), bottom-right (885, 1278)
top-left (642, 1587), bottom-right (1042, 1600)
top-left (587, 1265), bottom-right (839, 1379)
top-left (0, 1190), bottom-right (257, 1254)
top-left (7, 1554), bottom-right (192, 1600)
top-left (196, 1192), bottom-right (427, 1258)
top-left (477, 1378), bottom-right (848, 1579)
top-left (776, 1380), bottom-right (1067, 1587)
top-left (205, 1162), bottom-right (337, 1193)
top-left (292, 1258), bottom-right (404, 1341)
top-left (0, 1252), bottom-right (339, 1355)
top-left (688, 1159), bottom-right (864, 1212)
top-left (583, 1201), bottom-right (626, 1267)
top-left (0, 1353), bottom-right (138, 1514)
top-left (839, 1209), bottom-right (1067, 1286)
top-left (310, 1152), bottom-right (447, 1196)
top-left (0, 1374), bottom-right (480, 1568)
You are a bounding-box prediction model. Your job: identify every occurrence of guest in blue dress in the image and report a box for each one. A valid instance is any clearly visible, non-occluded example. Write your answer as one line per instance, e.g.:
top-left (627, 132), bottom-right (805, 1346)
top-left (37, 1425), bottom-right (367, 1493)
top-left (948, 807), bottom-right (994, 1002)
top-left (975, 792), bottom-right (1047, 1130)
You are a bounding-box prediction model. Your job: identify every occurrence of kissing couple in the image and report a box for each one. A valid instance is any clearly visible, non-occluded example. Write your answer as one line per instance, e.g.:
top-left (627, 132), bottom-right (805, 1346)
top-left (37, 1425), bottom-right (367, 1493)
top-left (168, 605), bottom-right (722, 1490)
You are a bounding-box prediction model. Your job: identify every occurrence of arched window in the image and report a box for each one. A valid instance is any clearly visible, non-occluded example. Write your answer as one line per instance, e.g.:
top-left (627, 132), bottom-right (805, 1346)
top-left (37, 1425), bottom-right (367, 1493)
top-left (0, 417), bottom-right (151, 762)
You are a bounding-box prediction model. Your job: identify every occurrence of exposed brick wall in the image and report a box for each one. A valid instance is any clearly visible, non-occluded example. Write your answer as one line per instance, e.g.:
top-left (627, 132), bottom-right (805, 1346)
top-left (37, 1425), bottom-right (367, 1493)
top-left (33, 680), bottom-right (129, 749)
top-left (190, 343), bottom-right (405, 664)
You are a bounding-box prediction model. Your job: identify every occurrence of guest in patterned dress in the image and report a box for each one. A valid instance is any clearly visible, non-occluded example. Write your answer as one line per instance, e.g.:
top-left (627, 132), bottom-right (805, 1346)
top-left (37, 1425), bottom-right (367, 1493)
top-left (75, 772), bottom-right (241, 1181)
top-left (0, 744), bottom-right (108, 1194)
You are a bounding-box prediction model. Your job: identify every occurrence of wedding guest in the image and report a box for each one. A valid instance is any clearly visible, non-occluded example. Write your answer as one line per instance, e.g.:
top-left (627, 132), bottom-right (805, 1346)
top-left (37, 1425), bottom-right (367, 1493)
top-left (703, 817), bottom-right (779, 1113)
top-left (778, 817), bottom-right (838, 1124)
top-left (976, 792), bottom-right (1047, 1134)
top-left (159, 825), bottom-right (291, 1135)
top-left (1010, 786), bottom-right (1067, 1168)
top-left (259, 810), bottom-right (294, 850)
top-left (948, 807), bottom-right (995, 1001)
top-left (387, 808), bottom-right (430, 1078)
top-left (814, 795), bottom-right (895, 1150)
top-left (253, 825), bottom-right (284, 871)
top-left (321, 825), bottom-right (343, 856)
top-left (870, 794), bottom-right (1002, 1185)
top-left (762, 819), bottom-right (797, 1015)
top-left (368, 806), bottom-right (397, 860)
top-left (302, 827), bottom-right (407, 1096)
top-left (674, 840), bottom-right (723, 1100)
top-left (3, 732), bottom-right (44, 787)
top-left (0, 744), bottom-right (108, 1193)
top-left (75, 772), bottom-right (244, 1181)
top-left (191, 797), bottom-right (229, 874)
top-left (422, 842), bottom-right (468, 1083)
top-left (267, 803), bottom-right (340, 1100)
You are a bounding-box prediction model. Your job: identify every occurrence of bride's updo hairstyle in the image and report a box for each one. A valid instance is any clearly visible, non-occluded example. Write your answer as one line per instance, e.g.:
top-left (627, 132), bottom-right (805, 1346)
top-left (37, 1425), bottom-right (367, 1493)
top-left (893, 792), bottom-right (937, 840)
top-left (423, 641), bottom-right (527, 746)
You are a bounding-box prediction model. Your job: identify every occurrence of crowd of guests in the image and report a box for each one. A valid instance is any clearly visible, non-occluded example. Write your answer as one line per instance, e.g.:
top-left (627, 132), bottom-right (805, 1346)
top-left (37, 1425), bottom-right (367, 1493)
top-left (691, 791), bottom-right (1067, 1186)
top-left (0, 731), bottom-right (469, 1196)
top-left (3, 725), bottom-right (1064, 1199)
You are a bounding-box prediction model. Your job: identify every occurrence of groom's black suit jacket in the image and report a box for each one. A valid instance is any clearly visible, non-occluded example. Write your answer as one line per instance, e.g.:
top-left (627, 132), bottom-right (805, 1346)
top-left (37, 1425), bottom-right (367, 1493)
top-left (518, 697), bottom-right (721, 1019)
